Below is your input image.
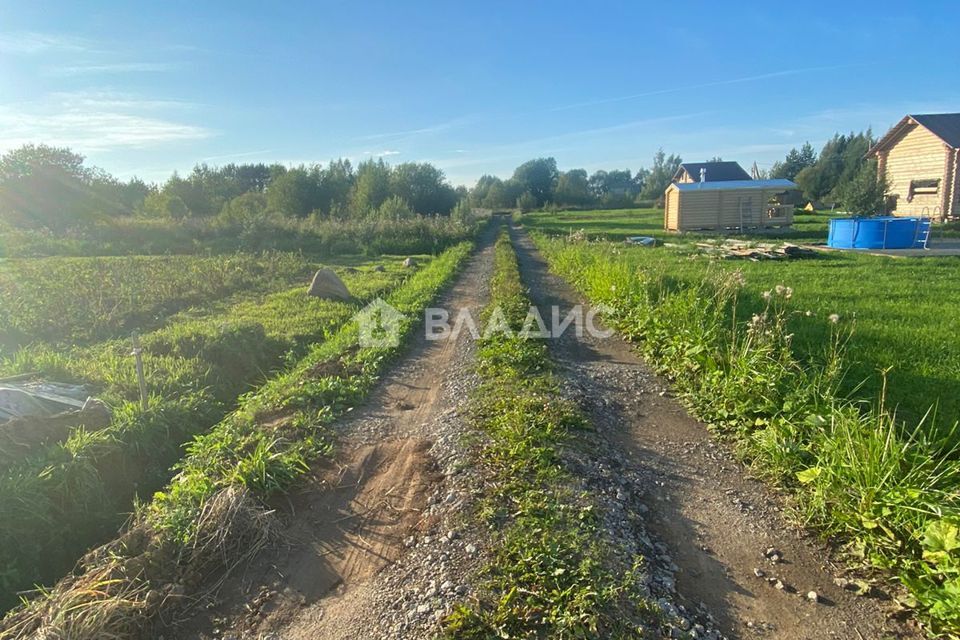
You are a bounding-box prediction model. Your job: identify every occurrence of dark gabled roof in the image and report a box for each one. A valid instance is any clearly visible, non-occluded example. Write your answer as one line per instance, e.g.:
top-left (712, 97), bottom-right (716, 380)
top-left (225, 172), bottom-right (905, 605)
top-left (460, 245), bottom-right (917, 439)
top-left (674, 161), bottom-right (752, 182)
top-left (870, 113), bottom-right (960, 154)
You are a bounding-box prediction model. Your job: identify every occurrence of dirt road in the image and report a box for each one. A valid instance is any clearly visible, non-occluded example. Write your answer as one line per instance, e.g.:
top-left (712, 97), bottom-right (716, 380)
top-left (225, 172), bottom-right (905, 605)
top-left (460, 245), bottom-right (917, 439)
top-left (508, 225), bottom-right (917, 640)
top-left (169, 227), bottom-right (497, 640)
top-left (167, 222), bottom-right (918, 640)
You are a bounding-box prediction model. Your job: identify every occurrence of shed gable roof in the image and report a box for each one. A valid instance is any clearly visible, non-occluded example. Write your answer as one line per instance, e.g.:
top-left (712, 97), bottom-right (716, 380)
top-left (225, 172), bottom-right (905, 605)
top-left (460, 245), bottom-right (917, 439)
top-left (674, 161), bottom-right (752, 182)
top-left (871, 113), bottom-right (960, 154)
top-left (671, 178), bottom-right (797, 192)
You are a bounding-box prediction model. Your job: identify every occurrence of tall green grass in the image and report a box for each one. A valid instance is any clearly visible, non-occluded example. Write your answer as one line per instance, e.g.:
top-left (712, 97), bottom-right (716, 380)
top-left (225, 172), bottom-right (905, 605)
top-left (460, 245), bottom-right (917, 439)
top-left (534, 234), bottom-right (960, 634)
top-left (522, 208), bottom-right (960, 433)
top-left (0, 240), bottom-right (474, 640)
top-left (0, 252), bottom-right (312, 350)
top-left (0, 259), bottom-right (410, 612)
top-left (0, 213), bottom-right (477, 259)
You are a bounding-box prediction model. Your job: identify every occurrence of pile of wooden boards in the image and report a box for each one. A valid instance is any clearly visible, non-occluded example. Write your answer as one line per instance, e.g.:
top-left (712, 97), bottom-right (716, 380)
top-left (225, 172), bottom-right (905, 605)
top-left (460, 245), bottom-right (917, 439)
top-left (695, 239), bottom-right (818, 261)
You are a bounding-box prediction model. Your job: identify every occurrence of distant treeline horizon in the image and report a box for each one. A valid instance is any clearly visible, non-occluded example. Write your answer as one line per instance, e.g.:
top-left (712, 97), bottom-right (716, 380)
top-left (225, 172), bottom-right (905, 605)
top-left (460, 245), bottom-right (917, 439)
top-left (0, 129), bottom-right (884, 231)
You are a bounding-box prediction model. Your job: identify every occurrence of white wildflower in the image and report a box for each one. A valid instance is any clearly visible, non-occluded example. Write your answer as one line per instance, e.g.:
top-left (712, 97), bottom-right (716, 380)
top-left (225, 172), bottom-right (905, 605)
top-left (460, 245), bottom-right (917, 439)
top-left (784, 287), bottom-right (793, 299)
top-left (775, 285), bottom-right (786, 295)
top-left (828, 313), bottom-right (840, 324)
top-left (762, 290), bottom-right (772, 301)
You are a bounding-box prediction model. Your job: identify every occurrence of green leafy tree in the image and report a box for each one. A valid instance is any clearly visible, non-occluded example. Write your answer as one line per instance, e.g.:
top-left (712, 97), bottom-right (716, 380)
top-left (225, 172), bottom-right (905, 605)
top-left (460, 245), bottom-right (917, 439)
top-left (588, 168), bottom-right (640, 206)
top-left (770, 142), bottom-right (816, 180)
top-left (320, 158), bottom-right (355, 215)
top-left (141, 191), bottom-right (191, 219)
top-left (389, 162), bottom-right (457, 214)
top-left (218, 191), bottom-right (268, 224)
top-left (0, 144), bottom-right (103, 229)
top-left (470, 175), bottom-right (507, 208)
top-left (351, 159), bottom-right (392, 214)
top-left (834, 159), bottom-right (888, 216)
top-left (555, 169), bottom-right (591, 206)
top-left (795, 131), bottom-right (875, 202)
top-left (266, 166), bottom-right (318, 217)
top-left (373, 195), bottom-right (415, 220)
top-left (640, 149), bottom-right (682, 201)
top-left (511, 158), bottom-right (559, 206)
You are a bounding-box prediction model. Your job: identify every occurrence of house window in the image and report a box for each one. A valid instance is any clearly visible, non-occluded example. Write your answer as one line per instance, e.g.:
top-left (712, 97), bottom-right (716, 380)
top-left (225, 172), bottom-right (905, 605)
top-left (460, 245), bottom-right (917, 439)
top-left (908, 179), bottom-right (940, 201)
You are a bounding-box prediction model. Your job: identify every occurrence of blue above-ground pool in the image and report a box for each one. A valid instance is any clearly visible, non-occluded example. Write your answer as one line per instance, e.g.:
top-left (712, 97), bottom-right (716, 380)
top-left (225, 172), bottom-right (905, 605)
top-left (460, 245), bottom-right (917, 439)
top-left (827, 216), bottom-right (930, 250)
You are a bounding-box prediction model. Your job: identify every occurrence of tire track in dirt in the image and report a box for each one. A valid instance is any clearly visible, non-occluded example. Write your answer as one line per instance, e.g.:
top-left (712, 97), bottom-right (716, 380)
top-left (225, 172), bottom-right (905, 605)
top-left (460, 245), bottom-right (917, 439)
top-left (509, 225), bottom-right (919, 640)
top-left (166, 224), bottom-right (499, 640)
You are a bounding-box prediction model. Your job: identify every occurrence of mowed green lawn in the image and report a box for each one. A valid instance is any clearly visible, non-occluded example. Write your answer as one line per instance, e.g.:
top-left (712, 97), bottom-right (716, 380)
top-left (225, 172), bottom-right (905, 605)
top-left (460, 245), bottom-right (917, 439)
top-left (524, 208), bottom-right (960, 427)
top-left (525, 206), bottom-right (833, 243)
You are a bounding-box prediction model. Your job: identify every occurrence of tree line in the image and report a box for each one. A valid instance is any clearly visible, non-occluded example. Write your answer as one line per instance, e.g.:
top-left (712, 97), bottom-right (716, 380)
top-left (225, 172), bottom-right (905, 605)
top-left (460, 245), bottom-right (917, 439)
top-left (0, 145), bottom-right (464, 231)
top-left (0, 128), bottom-right (891, 232)
top-left (768, 130), bottom-right (886, 215)
top-left (467, 150), bottom-right (683, 211)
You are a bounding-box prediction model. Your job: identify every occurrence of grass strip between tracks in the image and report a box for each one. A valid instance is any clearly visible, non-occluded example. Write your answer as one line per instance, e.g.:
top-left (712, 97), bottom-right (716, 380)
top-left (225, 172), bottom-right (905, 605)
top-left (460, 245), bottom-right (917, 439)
top-left (443, 230), bottom-right (664, 638)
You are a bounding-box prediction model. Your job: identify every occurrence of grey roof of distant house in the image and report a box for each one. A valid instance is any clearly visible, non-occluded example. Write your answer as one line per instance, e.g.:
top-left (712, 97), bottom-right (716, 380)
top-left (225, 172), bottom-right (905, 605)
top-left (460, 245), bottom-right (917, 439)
top-left (676, 161), bottom-right (752, 182)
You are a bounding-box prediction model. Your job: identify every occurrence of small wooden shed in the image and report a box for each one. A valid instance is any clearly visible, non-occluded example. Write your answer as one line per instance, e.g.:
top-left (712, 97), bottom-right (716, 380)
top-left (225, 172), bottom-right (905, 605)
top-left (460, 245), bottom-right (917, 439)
top-left (869, 113), bottom-right (960, 220)
top-left (664, 179), bottom-right (799, 232)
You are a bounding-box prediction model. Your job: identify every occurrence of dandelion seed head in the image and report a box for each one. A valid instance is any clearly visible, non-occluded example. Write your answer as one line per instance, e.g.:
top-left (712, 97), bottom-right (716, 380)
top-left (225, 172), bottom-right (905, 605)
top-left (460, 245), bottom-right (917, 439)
top-left (829, 313), bottom-right (840, 324)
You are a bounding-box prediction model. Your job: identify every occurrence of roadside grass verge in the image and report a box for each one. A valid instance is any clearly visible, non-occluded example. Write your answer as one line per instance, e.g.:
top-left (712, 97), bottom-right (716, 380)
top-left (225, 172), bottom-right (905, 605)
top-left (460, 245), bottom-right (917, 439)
top-left (0, 240), bottom-right (473, 640)
top-left (532, 233), bottom-right (960, 636)
top-left (443, 232), bottom-right (661, 638)
top-left (0, 259), bottom-right (411, 612)
top-left (521, 209), bottom-right (960, 433)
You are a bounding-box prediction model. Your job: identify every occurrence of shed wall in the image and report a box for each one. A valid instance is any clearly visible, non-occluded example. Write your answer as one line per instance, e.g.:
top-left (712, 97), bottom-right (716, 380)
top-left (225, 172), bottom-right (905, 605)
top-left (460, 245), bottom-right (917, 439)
top-left (670, 187), bottom-right (793, 231)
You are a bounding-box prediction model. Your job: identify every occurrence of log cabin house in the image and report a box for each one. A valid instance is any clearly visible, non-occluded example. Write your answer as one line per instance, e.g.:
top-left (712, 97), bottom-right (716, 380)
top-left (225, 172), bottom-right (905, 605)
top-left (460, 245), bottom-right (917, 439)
top-left (869, 113), bottom-right (960, 220)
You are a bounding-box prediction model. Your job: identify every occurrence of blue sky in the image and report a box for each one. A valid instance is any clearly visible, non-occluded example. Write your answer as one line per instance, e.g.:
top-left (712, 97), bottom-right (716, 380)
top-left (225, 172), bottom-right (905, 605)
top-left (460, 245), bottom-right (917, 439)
top-left (1, 1), bottom-right (958, 186)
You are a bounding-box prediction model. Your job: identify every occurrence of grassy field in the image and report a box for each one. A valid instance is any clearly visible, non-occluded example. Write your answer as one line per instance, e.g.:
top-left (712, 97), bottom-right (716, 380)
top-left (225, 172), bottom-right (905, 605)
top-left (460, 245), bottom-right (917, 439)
top-left (524, 206), bottom-right (833, 243)
top-left (0, 252), bottom-right (421, 611)
top-left (524, 206), bottom-right (960, 245)
top-left (522, 207), bottom-right (960, 427)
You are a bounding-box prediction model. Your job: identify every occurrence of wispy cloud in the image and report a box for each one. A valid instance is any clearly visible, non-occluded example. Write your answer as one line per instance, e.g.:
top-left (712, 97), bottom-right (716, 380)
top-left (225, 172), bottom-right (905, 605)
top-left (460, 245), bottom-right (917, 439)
top-left (0, 31), bottom-right (95, 54)
top-left (549, 65), bottom-right (864, 112)
top-left (50, 90), bottom-right (200, 111)
top-left (0, 92), bottom-right (213, 153)
top-left (357, 116), bottom-right (474, 143)
top-left (363, 149), bottom-right (401, 157)
top-left (51, 62), bottom-right (179, 76)
top-left (199, 149), bottom-right (274, 163)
